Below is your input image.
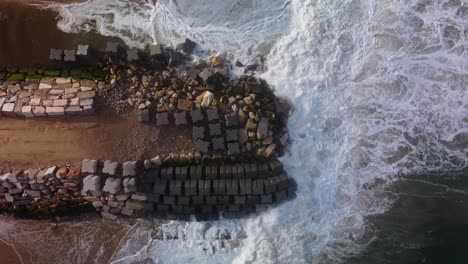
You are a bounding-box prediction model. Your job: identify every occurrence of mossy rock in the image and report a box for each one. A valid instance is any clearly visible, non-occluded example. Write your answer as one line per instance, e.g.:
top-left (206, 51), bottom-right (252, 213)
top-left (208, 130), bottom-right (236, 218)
top-left (26, 74), bottom-right (43, 81)
top-left (71, 74), bottom-right (81, 81)
top-left (93, 69), bottom-right (106, 77)
top-left (7, 73), bottom-right (26, 81)
top-left (70, 68), bottom-right (82, 76)
top-left (44, 69), bottom-right (61, 77)
top-left (81, 72), bottom-right (94, 79)
top-left (60, 70), bottom-right (70, 77)
top-left (36, 67), bottom-right (45, 74)
top-left (0, 72), bottom-right (7, 80)
top-left (6, 67), bottom-right (18, 73)
top-left (18, 67), bottom-right (37, 75)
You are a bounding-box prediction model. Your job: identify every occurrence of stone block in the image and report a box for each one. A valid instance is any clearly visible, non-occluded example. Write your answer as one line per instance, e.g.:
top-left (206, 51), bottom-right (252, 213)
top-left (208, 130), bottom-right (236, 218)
top-left (127, 48), bottom-right (139, 61)
top-left (116, 193), bottom-right (130, 201)
top-left (46, 106), bottom-right (65, 116)
top-left (50, 48), bottom-right (63, 60)
top-left (150, 44), bottom-right (162, 55)
top-left (64, 88), bottom-right (78, 94)
top-left (234, 196), bottom-right (246, 205)
top-left (268, 160), bottom-right (283, 175)
top-left (214, 179), bottom-right (226, 195)
top-left (53, 99), bottom-right (68, 107)
top-left (178, 196), bottom-right (190, 205)
top-left (81, 159), bottom-right (98, 174)
top-left (29, 98), bottom-right (41, 106)
top-left (261, 194), bottom-right (273, 204)
top-left (77, 44), bottom-right (89, 56)
top-left (274, 190), bottom-right (287, 202)
top-left (196, 140), bottom-right (210, 153)
top-left (252, 180), bottom-right (264, 195)
top-left (102, 160), bottom-right (120, 176)
top-left (137, 109), bottom-right (150, 122)
top-left (81, 175), bottom-right (101, 195)
top-left (209, 123), bottom-right (221, 136)
top-left (239, 178), bottom-right (252, 195)
top-left (226, 179), bottom-right (239, 195)
top-left (174, 111), bottom-right (187, 125)
top-left (258, 163), bottom-right (270, 178)
top-left (184, 180), bottom-right (197, 196)
top-left (177, 99), bottom-right (193, 112)
top-left (39, 83), bottom-right (52, 89)
top-left (121, 207), bottom-right (134, 216)
top-left (190, 166), bottom-right (203, 180)
top-left (77, 91), bottom-right (96, 99)
top-left (199, 180), bottom-right (211, 195)
top-left (163, 196), bottom-right (176, 205)
top-left (212, 137), bottom-right (225, 151)
top-left (226, 129), bottom-right (239, 142)
top-left (155, 112), bottom-right (169, 126)
top-left (192, 195), bottom-right (204, 205)
top-left (205, 195), bottom-right (217, 205)
top-left (175, 167), bottom-right (188, 180)
top-left (161, 167), bottom-right (174, 180)
top-left (65, 106), bottom-right (83, 114)
top-left (81, 80), bottom-right (97, 89)
top-left (122, 161), bottom-right (138, 176)
top-left (103, 177), bottom-right (122, 194)
top-left (32, 106), bottom-right (46, 117)
top-left (49, 89), bottom-right (64, 95)
top-left (192, 126), bottom-right (205, 139)
top-left (217, 196), bottom-right (230, 205)
top-left (126, 200), bottom-right (144, 210)
top-left (227, 143), bottom-right (240, 155)
top-left (206, 108), bottom-right (219, 121)
top-left (21, 105), bottom-right (34, 118)
top-left (190, 109), bottom-right (204, 123)
top-left (131, 193), bottom-right (148, 201)
top-left (2, 103), bottom-right (15, 116)
top-left (106, 42), bottom-right (118, 53)
top-left (123, 177), bottom-right (137, 193)
top-left (225, 114), bottom-right (239, 128)
top-left (264, 179), bottom-right (277, 194)
top-left (64, 50), bottom-right (76, 62)
top-left (80, 98), bottom-right (93, 106)
top-left (154, 180), bottom-right (168, 195)
top-left (199, 68), bottom-right (213, 82)
top-left (169, 180), bottom-right (183, 195)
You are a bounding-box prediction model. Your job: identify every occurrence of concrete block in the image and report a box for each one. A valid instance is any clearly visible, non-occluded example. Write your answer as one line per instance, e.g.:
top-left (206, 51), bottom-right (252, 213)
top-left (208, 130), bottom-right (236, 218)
top-left (177, 196), bottom-right (190, 205)
top-left (209, 123), bottom-right (221, 136)
top-left (64, 50), bottom-right (76, 62)
top-left (77, 44), bottom-right (89, 56)
top-left (103, 177), bottom-right (122, 194)
top-left (103, 160), bottom-right (120, 175)
top-left (175, 167), bottom-right (188, 180)
top-left (81, 159), bottom-right (98, 174)
top-left (106, 42), bottom-right (118, 53)
top-left (212, 137), bottom-right (225, 150)
top-left (174, 112), bottom-right (187, 125)
top-left (123, 177), bottom-right (137, 193)
top-left (199, 180), bottom-right (211, 195)
top-left (169, 180), bottom-right (183, 196)
top-left (81, 175), bottom-right (101, 195)
top-left (53, 99), bottom-right (68, 107)
top-left (122, 161), bottom-right (138, 176)
top-left (225, 114), bottom-right (239, 127)
top-left (192, 195), bottom-right (204, 205)
top-left (155, 112), bottom-right (169, 126)
top-left (192, 126), bottom-right (205, 139)
top-left (184, 180), bottom-right (197, 196)
top-left (206, 108), bottom-right (219, 121)
top-left (227, 143), bottom-right (240, 155)
top-left (196, 140), bottom-right (210, 153)
top-left (154, 179), bottom-right (168, 195)
top-left (161, 167), bottom-right (174, 180)
top-left (190, 109), bottom-right (204, 123)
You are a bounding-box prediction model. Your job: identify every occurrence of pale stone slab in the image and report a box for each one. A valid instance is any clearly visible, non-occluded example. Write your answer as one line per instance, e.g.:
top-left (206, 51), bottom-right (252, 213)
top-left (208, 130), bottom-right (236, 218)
top-left (49, 89), bottom-right (64, 95)
top-left (70, 97), bottom-right (79, 106)
top-left (65, 88), bottom-right (78, 94)
top-left (46, 107), bottom-right (65, 116)
top-left (56, 77), bottom-right (71, 84)
top-left (42, 100), bottom-right (54, 107)
top-left (77, 91), bottom-right (96, 99)
top-left (2, 103), bottom-right (15, 114)
top-left (39, 83), bottom-right (52, 89)
top-left (29, 98), bottom-right (41, 106)
top-left (33, 106), bottom-right (46, 116)
top-left (80, 99), bottom-right (93, 106)
top-left (21, 105), bottom-right (34, 118)
top-left (65, 106), bottom-right (83, 114)
top-left (53, 99), bottom-right (68, 107)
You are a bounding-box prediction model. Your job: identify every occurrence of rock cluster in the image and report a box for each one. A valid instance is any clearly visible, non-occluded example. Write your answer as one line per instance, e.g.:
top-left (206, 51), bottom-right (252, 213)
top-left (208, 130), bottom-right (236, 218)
top-left (0, 78), bottom-right (97, 117)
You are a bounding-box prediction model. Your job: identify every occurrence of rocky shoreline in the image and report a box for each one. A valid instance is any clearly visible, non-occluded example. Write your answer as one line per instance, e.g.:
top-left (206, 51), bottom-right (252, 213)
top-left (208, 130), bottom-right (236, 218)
top-left (0, 39), bottom-right (295, 220)
top-left (0, 158), bottom-right (296, 221)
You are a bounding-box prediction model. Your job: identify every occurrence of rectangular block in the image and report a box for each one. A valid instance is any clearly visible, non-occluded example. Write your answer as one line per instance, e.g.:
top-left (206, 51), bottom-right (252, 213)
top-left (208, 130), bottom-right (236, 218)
top-left (239, 178), bottom-right (252, 195)
top-left (261, 194), bottom-right (273, 204)
top-left (226, 179), bottom-right (239, 195)
top-left (217, 196), bottom-right (230, 205)
top-left (264, 178), bottom-right (277, 194)
top-left (163, 196), bottom-right (176, 205)
top-left (153, 180), bottom-right (168, 195)
top-left (234, 196), bottom-right (246, 205)
top-left (258, 163), bottom-right (270, 178)
top-left (53, 99), bottom-right (68, 107)
top-left (46, 106), bottom-right (65, 116)
top-left (205, 195), bottom-right (217, 205)
top-left (21, 105), bottom-right (34, 118)
top-left (252, 180), bottom-right (264, 195)
top-left (161, 167), bottom-right (174, 180)
top-left (192, 195), bottom-right (204, 205)
top-left (177, 196), bottom-right (190, 205)
top-left (268, 160), bottom-right (283, 175)
top-left (199, 180), bottom-right (211, 195)
top-left (205, 166), bottom-right (218, 180)
top-left (184, 180), bottom-right (197, 196)
top-left (65, 106), bottom-right (83, 114)
top-left (169, 180), bottom-right (182, 195)
top-left (175, 167), bottom-right (188, 180)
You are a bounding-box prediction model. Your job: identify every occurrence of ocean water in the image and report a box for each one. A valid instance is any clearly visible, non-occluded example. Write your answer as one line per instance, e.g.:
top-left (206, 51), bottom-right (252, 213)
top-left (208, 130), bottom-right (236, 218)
top-left (4, 0), bottom-right (467, 263)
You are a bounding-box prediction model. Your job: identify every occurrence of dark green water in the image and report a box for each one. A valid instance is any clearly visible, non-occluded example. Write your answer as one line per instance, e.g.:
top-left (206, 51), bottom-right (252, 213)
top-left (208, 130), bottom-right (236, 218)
top-left (347, 171), bottom-right (468, 264)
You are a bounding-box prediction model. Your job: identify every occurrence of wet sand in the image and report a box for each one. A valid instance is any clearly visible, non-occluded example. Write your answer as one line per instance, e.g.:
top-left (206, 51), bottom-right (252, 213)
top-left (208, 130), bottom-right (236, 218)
top-left (0, 239), bottom-right (22, 264)
top-left (0, 0), bottom-right (117, 66)
top-left (0, 113), bottom-right (195, 171)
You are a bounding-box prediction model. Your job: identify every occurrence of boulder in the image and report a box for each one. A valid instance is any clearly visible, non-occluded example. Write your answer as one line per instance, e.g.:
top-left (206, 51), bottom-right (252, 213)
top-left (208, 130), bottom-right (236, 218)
top-left (201, 91), bottom-right (214, 107)
top-left (176, 38), bottom-right (197, 54)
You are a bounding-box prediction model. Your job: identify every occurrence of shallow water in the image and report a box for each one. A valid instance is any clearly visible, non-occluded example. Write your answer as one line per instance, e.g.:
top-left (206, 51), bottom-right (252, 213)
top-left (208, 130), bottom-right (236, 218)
top-left (0, 0), bottom-right (467, 263)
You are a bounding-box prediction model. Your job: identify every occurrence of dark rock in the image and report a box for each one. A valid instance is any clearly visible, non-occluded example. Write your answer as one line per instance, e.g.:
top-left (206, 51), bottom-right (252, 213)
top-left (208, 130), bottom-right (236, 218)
top-left (176, 38), bottom-right (197, 54)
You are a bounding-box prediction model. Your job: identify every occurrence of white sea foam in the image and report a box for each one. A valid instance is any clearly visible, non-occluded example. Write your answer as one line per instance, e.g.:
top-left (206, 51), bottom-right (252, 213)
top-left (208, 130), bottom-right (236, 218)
top-left (47, 0), bottom-right (468, 263)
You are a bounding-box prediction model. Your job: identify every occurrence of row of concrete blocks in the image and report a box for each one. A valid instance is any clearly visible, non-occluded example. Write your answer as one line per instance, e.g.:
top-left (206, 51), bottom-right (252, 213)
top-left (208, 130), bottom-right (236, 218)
top-left (81, 159), bottom-right (283, 180)
top-left (126, 190), bottom-right (294, 216)
top-left (151, 174), bottom-right (293, 197)
top-left (153, 108), bottom-right (239, 127)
